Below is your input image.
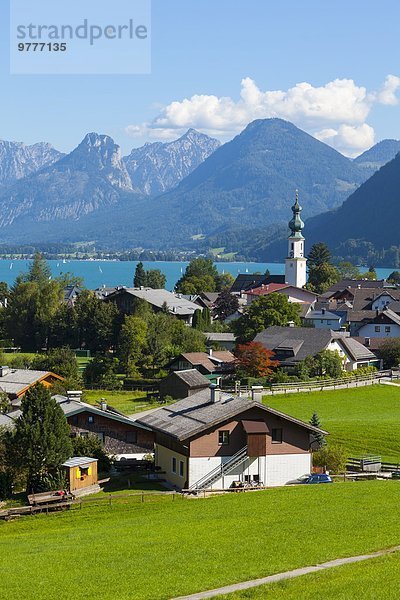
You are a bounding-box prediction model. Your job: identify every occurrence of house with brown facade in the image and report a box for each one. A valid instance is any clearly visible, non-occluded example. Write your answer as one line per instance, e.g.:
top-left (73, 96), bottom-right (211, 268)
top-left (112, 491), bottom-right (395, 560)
top-left (168, 350), bottom-right (235, 376)
top-left (104, 287), bottom-right (201, 325)
top-left (137, 386), bottom-right (327, 490)
top-left (54, 394), bottom-right (154, 460)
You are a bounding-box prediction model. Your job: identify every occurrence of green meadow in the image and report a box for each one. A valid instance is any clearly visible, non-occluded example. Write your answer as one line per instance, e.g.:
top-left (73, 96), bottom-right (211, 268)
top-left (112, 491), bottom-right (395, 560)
top-left (221, 552), bottom-right (400, 599)
top-left (265, 384), bottom-right (400, 463)
top-left (2, 482), bottom-right (400, 600)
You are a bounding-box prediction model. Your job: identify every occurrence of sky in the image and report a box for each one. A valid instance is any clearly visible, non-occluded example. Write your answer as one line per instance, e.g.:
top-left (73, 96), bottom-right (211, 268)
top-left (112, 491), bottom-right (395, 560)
top-left (1, 0), bottom-right (400, 156)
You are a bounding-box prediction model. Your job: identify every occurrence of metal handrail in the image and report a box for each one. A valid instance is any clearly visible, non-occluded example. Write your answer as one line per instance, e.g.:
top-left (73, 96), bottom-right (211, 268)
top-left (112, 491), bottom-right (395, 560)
top-left (189, 445), bottom-right (248, 490)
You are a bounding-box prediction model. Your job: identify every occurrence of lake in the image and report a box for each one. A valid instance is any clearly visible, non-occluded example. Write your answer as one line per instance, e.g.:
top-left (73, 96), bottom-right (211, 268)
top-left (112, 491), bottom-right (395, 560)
top-left (0, 259), bottom-right (396, 291)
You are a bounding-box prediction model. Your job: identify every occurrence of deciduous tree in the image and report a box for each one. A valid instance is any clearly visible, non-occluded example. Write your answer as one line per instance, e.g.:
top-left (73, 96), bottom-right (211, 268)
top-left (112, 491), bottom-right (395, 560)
top-left (235, 342), bottom-right (278, 378)
top-left (233, 293), bottom-right (301, 342)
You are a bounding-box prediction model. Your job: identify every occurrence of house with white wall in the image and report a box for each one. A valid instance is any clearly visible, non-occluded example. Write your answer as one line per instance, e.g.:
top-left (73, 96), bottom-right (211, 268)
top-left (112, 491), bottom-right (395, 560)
top-left (254, 326), bottom-right (380, 371)
top-left (136, 386), bottom-right (327, 491)
top-left (355, 308), bottom-right (400, 339)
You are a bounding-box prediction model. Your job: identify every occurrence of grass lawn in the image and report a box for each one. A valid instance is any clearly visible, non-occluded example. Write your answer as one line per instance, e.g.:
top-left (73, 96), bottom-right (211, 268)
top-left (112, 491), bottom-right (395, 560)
top-left (220, 552), bottom-right (400, 599)
top-left (265, 384), bottom-right (400, 463)
top-left (83, 389), bottom-right (159, 415)
top-left (2, 482), bottom-right (400, 599)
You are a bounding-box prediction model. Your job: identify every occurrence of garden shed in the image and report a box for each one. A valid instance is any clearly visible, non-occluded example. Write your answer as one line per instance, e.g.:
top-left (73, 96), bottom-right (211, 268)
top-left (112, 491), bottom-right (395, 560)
top-left (62, 457), bottom-right (98, 492)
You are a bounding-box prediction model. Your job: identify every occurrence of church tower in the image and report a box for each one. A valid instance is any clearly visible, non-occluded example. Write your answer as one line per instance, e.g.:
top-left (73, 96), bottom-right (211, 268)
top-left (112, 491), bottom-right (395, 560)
top-left (285, 191), bottom-right (307, 288)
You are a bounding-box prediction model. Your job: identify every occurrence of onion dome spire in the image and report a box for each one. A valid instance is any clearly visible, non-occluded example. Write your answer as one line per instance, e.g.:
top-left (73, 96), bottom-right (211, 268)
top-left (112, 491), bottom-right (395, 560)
top-left (288, 189), bottom-right (304, 237)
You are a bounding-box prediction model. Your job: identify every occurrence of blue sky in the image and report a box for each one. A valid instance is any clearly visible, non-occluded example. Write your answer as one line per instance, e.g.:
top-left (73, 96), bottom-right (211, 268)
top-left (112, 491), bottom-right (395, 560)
top-left (1, 0), bottom-right (400, 156)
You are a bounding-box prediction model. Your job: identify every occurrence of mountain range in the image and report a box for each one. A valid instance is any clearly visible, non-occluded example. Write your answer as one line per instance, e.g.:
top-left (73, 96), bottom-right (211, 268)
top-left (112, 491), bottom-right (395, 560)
top-left (0, 140), bottom-right (63, 186)
top-left (123, 129), bottom-right (220, 196)
top-left (0, 119), bottom-right (398, 256)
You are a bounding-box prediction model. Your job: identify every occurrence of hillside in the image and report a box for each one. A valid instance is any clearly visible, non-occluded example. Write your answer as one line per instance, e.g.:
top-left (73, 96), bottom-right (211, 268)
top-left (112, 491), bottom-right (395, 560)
top-left (304, 151), bottom-right (400, 253)
top-left (0, 120), bottom-right (393, 250)
top-left (354, 139), bottom-right (400, 172)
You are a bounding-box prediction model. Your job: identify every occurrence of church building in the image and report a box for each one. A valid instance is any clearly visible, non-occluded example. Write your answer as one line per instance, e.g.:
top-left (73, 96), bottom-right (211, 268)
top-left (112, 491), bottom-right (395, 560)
top-left (285, 191), bottom-right (307, 288)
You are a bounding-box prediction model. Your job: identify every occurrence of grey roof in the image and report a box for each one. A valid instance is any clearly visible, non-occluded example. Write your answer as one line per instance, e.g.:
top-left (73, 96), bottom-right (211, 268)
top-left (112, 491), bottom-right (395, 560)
top-left (0, 369), bottom-right (58, 396)
top-left (62, 456), bottom-right (97, 468)
top-left (336, 336), bottom-right (377, 361)
top-left (255, 326), bottom-right (375, 365)
top-left (137, 388), bottom-right (328, 441)
top-left (108, 288), bottom-right (200, 316)
top-left (53, 395), bottom-right (152, 431)
top-left (255, 327), bottom-right (334, 363)
top-left (305, 310), bottom-right (341, 321)
top-left (231, 274), bottom-right (285, 293)
top-left (204, 332), bottom-right (236, 342)
top-left (171, 369), bottom-right (210, 388)
top-left (0, 410), bottom-right (22, 429)
top-left (346, 310), bottom-right (377, 323)
top-left (324, 279), bottom-right (388, 294)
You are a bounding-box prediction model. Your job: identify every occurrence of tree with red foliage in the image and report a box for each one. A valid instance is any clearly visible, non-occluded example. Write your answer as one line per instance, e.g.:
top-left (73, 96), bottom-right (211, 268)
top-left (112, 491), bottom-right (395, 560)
top-left (235, 342), bottom-right (278, 378)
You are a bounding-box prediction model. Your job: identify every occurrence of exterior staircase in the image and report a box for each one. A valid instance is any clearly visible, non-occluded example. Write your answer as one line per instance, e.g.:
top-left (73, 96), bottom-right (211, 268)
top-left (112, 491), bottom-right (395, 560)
top-left (189, 446), bottom-right (248, 491)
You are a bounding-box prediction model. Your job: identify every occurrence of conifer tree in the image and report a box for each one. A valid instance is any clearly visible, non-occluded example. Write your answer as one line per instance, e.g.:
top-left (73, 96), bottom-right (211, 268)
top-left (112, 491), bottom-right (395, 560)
top-left (309, 411), bottom-right (326, 448)
top-left (134, 262), bottom-right (147, 287)
top-left (8, 383), bottom-right (73, 492)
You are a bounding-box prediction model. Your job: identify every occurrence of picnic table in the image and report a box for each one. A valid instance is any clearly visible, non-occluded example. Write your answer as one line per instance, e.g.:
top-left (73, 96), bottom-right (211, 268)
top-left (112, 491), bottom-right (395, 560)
top-left (28, 490), bottom-right (73, 506)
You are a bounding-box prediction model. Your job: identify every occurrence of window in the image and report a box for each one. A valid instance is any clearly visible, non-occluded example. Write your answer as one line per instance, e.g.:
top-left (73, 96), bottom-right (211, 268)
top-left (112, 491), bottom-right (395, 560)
top-left (218, 430), bottom-right (230, 445)
top-left (172, 457), bottom-right (177, 473)
top-left (126, 431), bottom-right (137, 444)
top-left (179, 460), bottom-right (184, 477)
top-left (87, 415), bottom-right (94, 424)
top-left (271, 428), bottom-right (283, 443)
top-left (375, 326), bottom-right (381, 332)
top-left (385, 326), bottom-right (391, 333)
top-left (96, 432), bottom-right (105, 443)
top-left (80, 467), bottom-right (89, 480)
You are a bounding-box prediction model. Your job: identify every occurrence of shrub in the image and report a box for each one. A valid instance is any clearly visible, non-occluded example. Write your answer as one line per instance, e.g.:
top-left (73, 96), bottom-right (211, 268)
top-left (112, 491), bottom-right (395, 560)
top-left (313, 444), bottom-right (347, 474)
top-left (0, 471), bottom-right (13, 500)
top-left (72, 434), bottom-right (112, 472)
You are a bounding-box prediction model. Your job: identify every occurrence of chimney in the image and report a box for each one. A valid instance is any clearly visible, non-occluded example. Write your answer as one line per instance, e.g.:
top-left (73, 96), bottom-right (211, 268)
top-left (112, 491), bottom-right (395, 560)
top-left (251, 385), bottom-right (263, 403)
top-left (208, 348), bottom-right (213, 357)
top-left (0, 366), bottom-right (10, 377)
top-left (365, 337), bottom-right (370, 347)
top-left (67, 390), bottom-right (82, 403)
top-left (210, 384), bottom-right (220, 403)
top-left (100, 398), bottom-right (108, 411)
top-left (322, 308), bottom-right (326, 315)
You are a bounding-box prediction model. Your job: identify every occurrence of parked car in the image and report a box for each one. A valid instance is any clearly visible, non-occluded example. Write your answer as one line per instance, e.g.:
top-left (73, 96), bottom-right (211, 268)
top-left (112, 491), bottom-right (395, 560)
top-left (287, 473), bottom-right (333, 485)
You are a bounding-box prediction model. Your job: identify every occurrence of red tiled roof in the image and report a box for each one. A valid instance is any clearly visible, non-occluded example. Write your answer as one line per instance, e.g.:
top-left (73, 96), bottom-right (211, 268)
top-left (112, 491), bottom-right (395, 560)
top-left (246, 284), bottom-right (289, 296)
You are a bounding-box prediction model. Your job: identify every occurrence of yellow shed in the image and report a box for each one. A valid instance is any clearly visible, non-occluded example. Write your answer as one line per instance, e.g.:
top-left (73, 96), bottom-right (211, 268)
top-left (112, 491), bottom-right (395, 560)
top-left (62, 457), bottom-right (98, 492)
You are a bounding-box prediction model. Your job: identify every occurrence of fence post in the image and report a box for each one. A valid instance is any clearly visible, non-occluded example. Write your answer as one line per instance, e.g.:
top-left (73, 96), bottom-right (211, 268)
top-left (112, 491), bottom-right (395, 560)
top-left (109, 494), bottom-right (112, 507)
top-left (141, 492), bottom-right (144, 503)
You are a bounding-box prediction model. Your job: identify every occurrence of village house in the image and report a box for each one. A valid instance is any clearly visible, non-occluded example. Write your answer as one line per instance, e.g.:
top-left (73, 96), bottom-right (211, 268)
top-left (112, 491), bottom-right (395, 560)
top-left (230, 273), bottom-right (286, 296)
top-left (54, 393), bottom-right (154, 460)
top-left (104, 287), bottom-right (201, 325)
top-left (254, 326), bottom-right (380, 371)
top-left (136, 385), bottom-right (327, 490)
top-left (303, 307), bottom-right (345, 331)
top-left (168, 350), bottom-right (236, 377)
top-left (245, 283), bottom-right (317, 306)
top-left (160, 369), bottom-right (210, 400)
top-left (350, 308), bottom-right (400, 339)
top-left (204, 332), bottom-right (236, 351)
top-left (0, 367), bottom-right (64, 404)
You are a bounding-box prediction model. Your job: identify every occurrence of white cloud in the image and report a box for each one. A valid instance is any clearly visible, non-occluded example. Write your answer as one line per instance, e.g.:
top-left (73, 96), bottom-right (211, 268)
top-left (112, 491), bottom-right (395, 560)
top-left (126, 75), bottom-right (400, 156)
